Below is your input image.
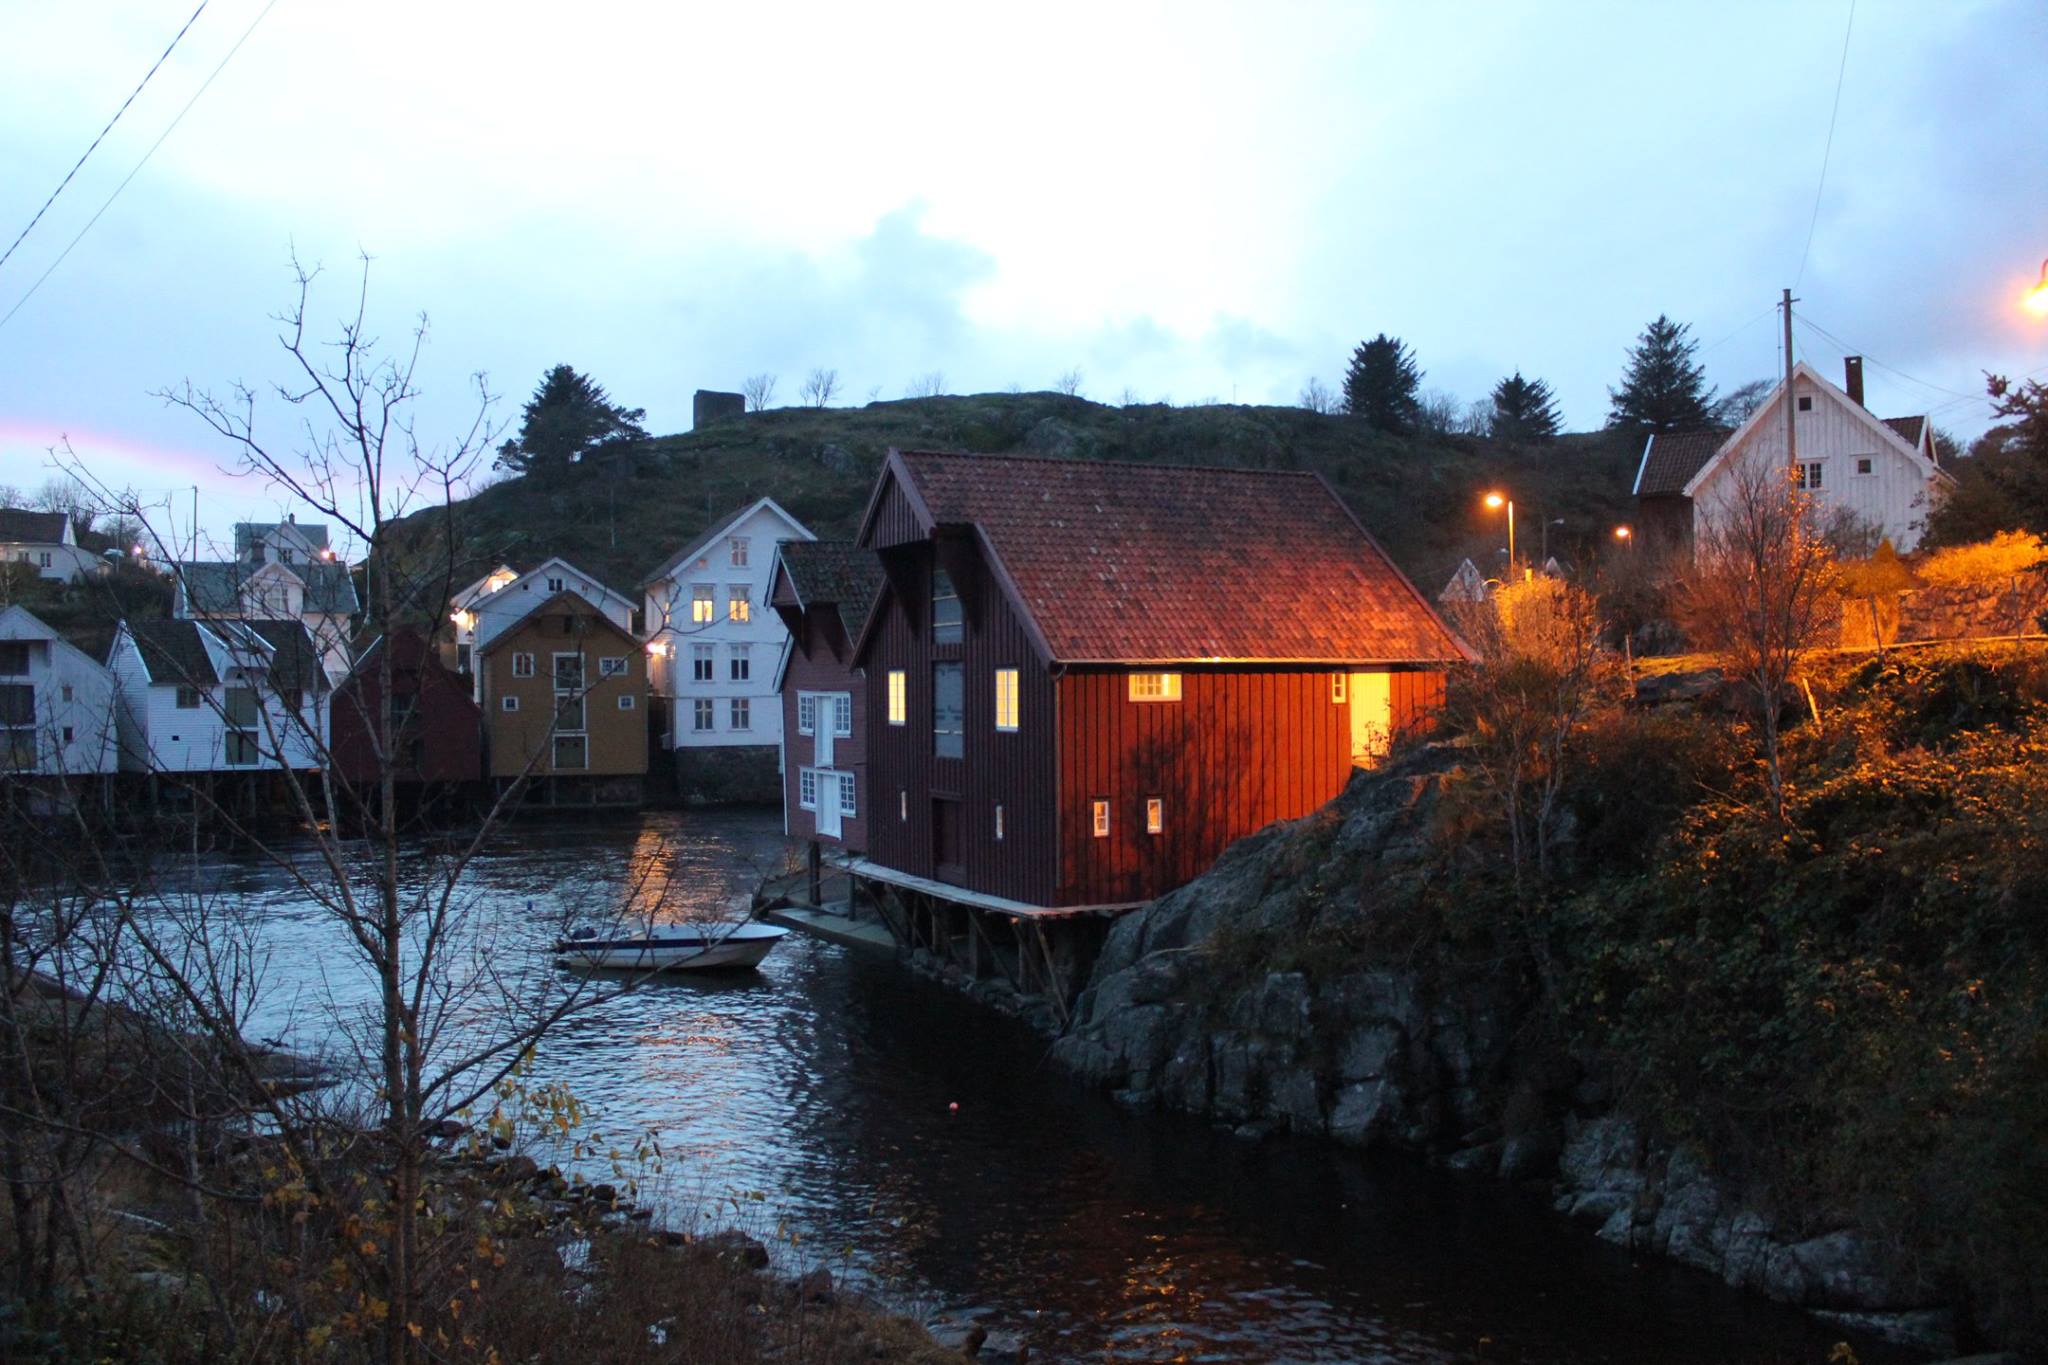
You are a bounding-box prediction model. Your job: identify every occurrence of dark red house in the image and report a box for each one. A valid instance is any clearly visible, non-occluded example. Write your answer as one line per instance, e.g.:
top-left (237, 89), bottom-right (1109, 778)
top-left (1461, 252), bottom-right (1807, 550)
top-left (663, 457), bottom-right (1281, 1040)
top-left (770, 541), bottom-right (883, 854)
top-left (330, 626), bottom-right (483, 791)
top-left (851, 448), bottom-right (1471, 910)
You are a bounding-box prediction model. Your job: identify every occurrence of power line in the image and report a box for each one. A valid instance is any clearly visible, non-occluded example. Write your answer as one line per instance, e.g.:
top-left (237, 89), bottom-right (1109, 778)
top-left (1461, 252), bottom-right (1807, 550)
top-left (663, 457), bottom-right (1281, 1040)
top-left (1792, 0), bottom-right (1857, 291)
top-left (0, 2), bottom-right (210, 276)
top-left (0, 0), bottom-right (281, 336)
top-left (1793, 314), bottom-right (1982, 403)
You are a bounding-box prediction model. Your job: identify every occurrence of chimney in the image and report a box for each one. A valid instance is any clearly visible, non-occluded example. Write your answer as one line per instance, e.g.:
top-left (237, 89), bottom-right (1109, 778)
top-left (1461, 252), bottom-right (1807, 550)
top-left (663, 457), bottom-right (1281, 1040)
top-left (1844, 356), bottom-right (1865, 408)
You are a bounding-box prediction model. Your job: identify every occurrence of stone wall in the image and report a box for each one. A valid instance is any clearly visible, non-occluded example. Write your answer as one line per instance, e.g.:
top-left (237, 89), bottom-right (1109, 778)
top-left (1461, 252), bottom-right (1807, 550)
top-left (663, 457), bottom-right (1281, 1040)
top-left (1839, 582), bottom-right (2048, 651)
top-left (669, 743), bottom-right (780, 805)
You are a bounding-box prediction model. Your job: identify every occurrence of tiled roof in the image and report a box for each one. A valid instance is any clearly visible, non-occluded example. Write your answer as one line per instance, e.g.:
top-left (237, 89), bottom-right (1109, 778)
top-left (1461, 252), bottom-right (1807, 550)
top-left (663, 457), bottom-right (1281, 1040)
top-left (178, 560), bottom-right (360, 615)
top-left (241, 620), bottom-right (330, 693)
top-left (128, 619), bottom-right (219, 686)
top-left (1883, 416), bottom-right (1927, 451)
top-left (778, 540), bottom-right (883, 640)
top-left (887, 450), bottom-right (1468, 664)
top-left (0, 508), bottom-right (70, 543)
top-left (233, 520), bottom-right (330, 554)
top-left (1634, 428), bottom-right (1730, 497)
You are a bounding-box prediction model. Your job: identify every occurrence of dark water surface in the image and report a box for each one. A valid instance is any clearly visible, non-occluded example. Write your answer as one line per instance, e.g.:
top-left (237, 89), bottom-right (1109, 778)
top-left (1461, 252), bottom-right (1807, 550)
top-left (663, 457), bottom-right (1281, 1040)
top-left (196, 810), bottom-right (1887, 1365)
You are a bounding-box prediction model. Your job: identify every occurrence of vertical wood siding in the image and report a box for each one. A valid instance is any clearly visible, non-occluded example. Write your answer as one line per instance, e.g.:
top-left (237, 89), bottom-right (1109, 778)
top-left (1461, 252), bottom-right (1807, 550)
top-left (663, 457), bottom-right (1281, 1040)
top-left (1055, 666), bottom-right (1445, 906)
top-left (864, 542), bottom-right (1057, 904)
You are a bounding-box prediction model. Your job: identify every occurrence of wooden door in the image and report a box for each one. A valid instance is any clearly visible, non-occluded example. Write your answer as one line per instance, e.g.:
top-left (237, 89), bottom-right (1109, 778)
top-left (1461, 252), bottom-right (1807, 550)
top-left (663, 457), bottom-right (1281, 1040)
top-left (817, 772), bottom-right (842, 839)
top-left (932, 797), bottom-right (963, 883)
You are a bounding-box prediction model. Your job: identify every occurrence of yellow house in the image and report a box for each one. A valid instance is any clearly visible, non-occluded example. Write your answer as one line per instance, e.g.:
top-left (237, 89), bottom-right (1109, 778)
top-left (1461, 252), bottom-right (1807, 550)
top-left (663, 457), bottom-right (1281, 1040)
top-left (476, 591), bottom-right (647, 797)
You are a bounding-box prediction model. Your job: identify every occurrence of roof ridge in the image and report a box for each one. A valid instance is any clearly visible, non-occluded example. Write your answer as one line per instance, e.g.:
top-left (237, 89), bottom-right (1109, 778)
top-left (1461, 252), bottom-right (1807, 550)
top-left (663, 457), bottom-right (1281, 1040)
top-left (896, 448), bottom-right (1326, 480)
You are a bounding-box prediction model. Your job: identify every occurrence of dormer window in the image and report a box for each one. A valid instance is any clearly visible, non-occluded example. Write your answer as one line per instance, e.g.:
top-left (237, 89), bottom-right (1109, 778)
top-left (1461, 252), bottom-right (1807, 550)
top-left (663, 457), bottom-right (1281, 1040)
top-left (932, 569), bottom-right (962, 644)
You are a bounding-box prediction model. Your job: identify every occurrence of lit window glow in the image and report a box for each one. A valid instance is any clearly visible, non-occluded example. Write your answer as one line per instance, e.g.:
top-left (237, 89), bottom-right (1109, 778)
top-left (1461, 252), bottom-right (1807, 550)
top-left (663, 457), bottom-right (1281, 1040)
top-left (887, 670), bottom-right (907, 725)
top-left (1128, 672), bottom-right (1181, 702)
top-left (994, 668), bottom-right (1019, 731)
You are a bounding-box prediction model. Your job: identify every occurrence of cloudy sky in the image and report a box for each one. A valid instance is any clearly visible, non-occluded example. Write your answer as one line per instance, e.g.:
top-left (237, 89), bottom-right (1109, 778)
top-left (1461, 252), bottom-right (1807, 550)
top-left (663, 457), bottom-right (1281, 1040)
top-left (0, 0), bottom-right (2043, 554)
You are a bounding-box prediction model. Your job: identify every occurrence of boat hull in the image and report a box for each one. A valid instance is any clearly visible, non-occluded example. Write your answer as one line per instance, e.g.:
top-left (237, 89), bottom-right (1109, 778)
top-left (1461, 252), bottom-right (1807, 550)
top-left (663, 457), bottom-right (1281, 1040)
top-left (553, 923), bottom-right (787, 973)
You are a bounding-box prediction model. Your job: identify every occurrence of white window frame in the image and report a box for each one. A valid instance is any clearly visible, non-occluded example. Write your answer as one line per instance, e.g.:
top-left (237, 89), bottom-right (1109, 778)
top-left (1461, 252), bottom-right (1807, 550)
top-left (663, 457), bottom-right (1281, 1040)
top-left (692, 698), bottom-right (715, 731)
top-left (691, 643), bottom-right (715, 683)
top-left (994, 668), bottom-right (1019, 731)
top-left (729, 697), bottom-right (750, 731)
top-left (1128, 672), bottom-right (1182, 702)
top-left (799, 767), bottom-right (818, 811)
top-left (690, 584), bottom-right (716, 623)
top-left (729, 536), bottom-right (749, 567)
top-left (797, 693), bottom-right (818, 737)
top-left (502, 695), bottom-right (519, 712)
top-left (838, 773), bottom-right (856, 817)
top-left (599, 655), bottom-right (627, 677)
top-left (832, 692), bottom-right (852, 738)
top-left (1146, 797), bottom-right (1164, 835)
top-left (546, 575), bottom-right (565, 594)
top-left (887, 670), bottom-right (907, 726)
top-left (1092, 799), bottom-right (1110, 838)
top-left (729, 645), bottom-right (750, 682)
top-left (1853, 455), bottom-right (1875, 476)
top-left (512, 652), bottom-right (535, 678)
top-left (1331, 674), bottom-right (1346, 704)
top-left (1797, 460), bottom-right (1825, 491)
top-left (727, 586), bottom-right (752, 624)
top-left (618, 693), bottom-right (636, 710)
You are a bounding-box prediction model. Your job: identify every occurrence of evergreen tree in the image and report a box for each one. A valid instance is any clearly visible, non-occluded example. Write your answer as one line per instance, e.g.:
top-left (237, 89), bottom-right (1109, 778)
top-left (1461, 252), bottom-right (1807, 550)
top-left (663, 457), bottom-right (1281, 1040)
top-left (1607, 315), bottom-right (1716, 436)
top-left (494, 365), bottom-right (648, 478)
top-left (1342, 334), bottom-right (1422, 433)
top-left (1488, 370), bottom-right (1562, 443)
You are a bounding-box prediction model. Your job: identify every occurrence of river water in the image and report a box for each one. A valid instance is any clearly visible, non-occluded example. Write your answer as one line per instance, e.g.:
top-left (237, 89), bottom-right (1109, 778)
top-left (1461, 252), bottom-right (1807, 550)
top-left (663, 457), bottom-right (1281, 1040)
top-left (188, 809), bottom-right (1882, 1364)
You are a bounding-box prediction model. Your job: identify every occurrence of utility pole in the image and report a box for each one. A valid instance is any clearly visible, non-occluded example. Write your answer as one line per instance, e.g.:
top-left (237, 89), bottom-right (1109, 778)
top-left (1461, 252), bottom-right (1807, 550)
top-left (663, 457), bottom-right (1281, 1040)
top-left (1782, 287), bottom-right (1798, 475)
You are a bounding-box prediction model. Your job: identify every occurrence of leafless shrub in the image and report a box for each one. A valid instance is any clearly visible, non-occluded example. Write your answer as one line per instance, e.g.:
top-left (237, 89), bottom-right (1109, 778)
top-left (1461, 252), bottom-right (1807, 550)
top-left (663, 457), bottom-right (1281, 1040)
top-left (1053, 368), bottom-right (1084, 398)
top-left (904, 371), bottom-right (945, 399)
top-left (741, 373), bottom-right (778, 412)
top-left (799, 368), bottom-right (840, 408)
top-left (1298, 378), bottom-right (1336, 414)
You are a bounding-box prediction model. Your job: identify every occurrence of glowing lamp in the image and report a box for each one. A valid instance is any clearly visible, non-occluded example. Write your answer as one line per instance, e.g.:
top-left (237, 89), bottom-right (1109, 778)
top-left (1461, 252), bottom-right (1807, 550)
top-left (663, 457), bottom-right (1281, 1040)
top-left (1483, 492), bottom-right (1505, 509)
top-left (2027, 259), bottom-right (2048, 317)
top-left (1614, 525), bottom-right (1632, 541)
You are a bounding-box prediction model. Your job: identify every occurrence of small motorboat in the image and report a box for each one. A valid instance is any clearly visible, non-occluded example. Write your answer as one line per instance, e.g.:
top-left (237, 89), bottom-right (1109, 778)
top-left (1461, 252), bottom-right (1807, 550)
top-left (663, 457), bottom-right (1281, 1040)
top-left (553, 921), bottom-right (789, 972)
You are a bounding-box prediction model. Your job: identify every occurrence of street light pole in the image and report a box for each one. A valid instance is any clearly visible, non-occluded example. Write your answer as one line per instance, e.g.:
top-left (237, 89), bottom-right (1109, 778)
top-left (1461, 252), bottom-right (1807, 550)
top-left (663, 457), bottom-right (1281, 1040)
top-left (1485, 492), bottom-right (1516, 576)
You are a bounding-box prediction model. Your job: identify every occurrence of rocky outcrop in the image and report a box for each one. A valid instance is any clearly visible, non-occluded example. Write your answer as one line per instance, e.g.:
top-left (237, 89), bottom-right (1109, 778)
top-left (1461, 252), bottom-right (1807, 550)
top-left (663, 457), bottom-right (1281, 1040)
top-left (1049, 747), bottom-right (1955, 1353)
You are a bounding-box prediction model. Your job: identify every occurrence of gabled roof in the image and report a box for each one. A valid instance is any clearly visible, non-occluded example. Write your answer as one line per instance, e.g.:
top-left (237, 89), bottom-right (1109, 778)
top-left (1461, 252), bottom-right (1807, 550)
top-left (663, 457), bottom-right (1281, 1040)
top-left (859, 449), bottom-right (1470, 665)
top-left (475, 589), bottom-right (638, 655)
top-left (237, 620), bottom-right (331, 693)
top-left (177, 559), bottom-right (361, 615)
top-left (470, 557), bottom-right (633, 653)
top-left (1633, 428), bottom-right (1731, 497)
top-left (0, 508), bottom-right (72, 544)
top-left (0, 604), bottom-right (113, 678)
top-left (234, 520), bottom-right (330, 555)
top-left (1679, 362), bottom-right (1946, 499)
top-left (1438, 559), bottom-right (1489, 604)
top-left (774, 540), bottom-right (883, 641)
top-left (126, 619), bottom-right (221, 686)
top-left (638, 496), bottom-right (815, 589)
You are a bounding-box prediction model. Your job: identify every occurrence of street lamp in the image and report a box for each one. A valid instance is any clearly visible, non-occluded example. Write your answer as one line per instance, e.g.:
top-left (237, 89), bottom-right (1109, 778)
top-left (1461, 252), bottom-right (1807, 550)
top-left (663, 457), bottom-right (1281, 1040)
top-left (1483, 491), bottom-right (1515, 576)
top-left (1614, 524), bottom-right (1633, 547)
top-left (2028, 259), bottom-right (2048, 317)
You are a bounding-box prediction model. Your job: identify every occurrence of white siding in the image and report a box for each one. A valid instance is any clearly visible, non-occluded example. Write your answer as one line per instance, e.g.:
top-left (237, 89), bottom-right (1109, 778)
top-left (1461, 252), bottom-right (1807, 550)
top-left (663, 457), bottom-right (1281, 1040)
top-left (108, 626), bottom-right (329, 774)
top-left (1693, 367), bottom-right (1942, 551)
top-left (0, 608), bottom-right (117, 775)
top-left (643, 502), bottom-right (814, 750)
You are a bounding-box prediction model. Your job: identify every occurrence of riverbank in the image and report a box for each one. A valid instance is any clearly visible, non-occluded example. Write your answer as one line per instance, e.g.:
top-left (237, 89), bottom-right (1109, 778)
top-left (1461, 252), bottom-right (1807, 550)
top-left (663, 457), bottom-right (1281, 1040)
top-left (1026, 647), bottom-right (2048, 1360)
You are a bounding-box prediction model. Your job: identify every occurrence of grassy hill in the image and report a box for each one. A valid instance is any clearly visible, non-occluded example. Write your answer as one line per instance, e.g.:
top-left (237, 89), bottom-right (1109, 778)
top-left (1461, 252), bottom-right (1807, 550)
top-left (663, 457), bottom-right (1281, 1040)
top-left (402, 393), bottom-right (1644, 600)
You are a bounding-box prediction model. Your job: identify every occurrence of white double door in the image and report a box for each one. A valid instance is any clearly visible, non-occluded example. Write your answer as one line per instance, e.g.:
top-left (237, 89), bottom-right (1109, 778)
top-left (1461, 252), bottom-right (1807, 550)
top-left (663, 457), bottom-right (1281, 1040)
top-left (813, 696), bottom-right (845, 837)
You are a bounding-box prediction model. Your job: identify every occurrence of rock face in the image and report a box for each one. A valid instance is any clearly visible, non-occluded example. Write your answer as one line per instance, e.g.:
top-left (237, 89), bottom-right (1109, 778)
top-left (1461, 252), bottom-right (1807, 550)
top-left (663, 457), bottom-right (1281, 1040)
top-left (1049, 746), bottom-right (1952, 1351)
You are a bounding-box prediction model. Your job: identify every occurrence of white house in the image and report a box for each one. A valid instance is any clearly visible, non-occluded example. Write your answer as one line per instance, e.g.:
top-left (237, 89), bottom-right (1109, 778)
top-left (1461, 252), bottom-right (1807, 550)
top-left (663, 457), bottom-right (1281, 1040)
top-left (1634, 358), bottom-right (1950, 553)
top-left (0, 508), bottom-right (99, 583)
top-left (108, 618), bottom-right (330, 774)
top-left (446, 557), bottom-right (636, 697)
top-left (639, 497), bottom-right (814, 754)
top-left (174, 517), bottom-right (359, 681)
top-left (0, 605), bottom-right (117, 776)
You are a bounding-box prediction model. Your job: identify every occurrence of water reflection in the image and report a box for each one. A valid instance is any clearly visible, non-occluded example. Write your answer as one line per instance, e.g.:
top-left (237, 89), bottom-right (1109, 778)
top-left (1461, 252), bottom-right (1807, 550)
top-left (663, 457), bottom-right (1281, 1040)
top-left (162, 811), bottom-right (1882, 1364)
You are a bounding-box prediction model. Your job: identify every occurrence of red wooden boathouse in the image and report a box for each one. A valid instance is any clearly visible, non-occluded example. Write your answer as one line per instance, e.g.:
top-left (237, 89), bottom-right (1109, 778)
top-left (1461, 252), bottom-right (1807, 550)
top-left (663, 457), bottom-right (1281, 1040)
top-left (848, 449), bottom-right (1470, 921)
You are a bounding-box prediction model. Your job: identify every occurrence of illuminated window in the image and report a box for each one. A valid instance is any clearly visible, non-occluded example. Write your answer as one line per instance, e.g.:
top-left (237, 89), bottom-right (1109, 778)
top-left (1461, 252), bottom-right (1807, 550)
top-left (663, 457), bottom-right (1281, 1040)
top-left (994, 668), bottom-right (1019, 731)
top-left (1092, 799), bottom-right (1110, 838)
top-left (729, 536), bottom-right (750, 567)
top-left (1146, 798), bottom-right (1164, 835)
top-left (728, 586), bottom-right (751, 623)
top-left (995, 804), bottom-right (1005, 840)
top-left (1128, 672), bottom-right (1181, 702)
top-left (691, 584), bottom-right (715, 623)
top-left (887, 670), bottom-right (907, 725)
top-left (1331, 674), bottom-right (1346, 704)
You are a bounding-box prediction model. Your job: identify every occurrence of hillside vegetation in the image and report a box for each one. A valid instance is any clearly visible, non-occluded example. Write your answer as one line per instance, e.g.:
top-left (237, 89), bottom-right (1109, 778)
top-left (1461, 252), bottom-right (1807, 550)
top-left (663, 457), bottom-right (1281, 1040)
top-left (401, 393), bottom-right (1642, 597)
